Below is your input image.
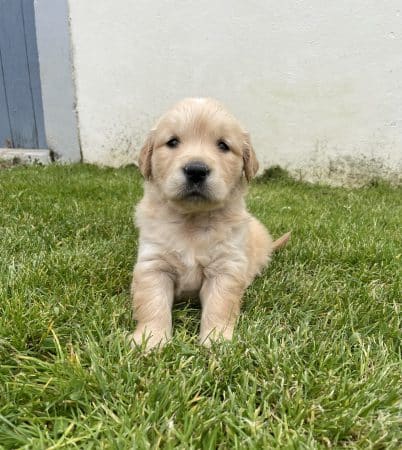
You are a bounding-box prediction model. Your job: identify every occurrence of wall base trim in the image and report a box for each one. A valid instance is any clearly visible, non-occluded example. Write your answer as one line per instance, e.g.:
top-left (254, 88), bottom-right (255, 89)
top-left (0, 149), bottom-right (51, 165)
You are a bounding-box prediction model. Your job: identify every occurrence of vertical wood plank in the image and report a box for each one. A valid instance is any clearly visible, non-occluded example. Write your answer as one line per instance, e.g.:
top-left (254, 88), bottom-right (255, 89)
top-left (0, 0), bottom-right (37, 148)
top-left (22, 0), bottom-right (47, 148)
top-left (0, 50), bottom-right (12, 147)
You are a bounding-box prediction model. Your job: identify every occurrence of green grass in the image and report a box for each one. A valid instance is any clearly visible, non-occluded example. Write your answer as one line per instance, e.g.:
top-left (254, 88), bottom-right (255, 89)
top-left (0, 164), bottom-right (401, 449)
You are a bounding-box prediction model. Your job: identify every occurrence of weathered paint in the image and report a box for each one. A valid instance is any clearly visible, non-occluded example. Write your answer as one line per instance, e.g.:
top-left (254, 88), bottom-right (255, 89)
top-left (34, 0), bottom-right (81, 162)
top-left (68, 0), bottom-right (402, 185)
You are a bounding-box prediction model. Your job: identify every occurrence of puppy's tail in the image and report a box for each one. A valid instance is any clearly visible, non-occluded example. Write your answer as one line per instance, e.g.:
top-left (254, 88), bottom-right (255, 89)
top-left (272, 232), bottom-right (291, 251)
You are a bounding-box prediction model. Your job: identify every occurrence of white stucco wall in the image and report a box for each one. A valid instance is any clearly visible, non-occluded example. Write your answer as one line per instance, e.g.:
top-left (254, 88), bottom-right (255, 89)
top-left (68, 0), bottom-right (402, 185)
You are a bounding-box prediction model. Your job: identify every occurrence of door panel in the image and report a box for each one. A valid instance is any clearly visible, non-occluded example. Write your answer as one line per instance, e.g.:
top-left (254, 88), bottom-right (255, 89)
top-left (0, 0), bottom-right (46, 149)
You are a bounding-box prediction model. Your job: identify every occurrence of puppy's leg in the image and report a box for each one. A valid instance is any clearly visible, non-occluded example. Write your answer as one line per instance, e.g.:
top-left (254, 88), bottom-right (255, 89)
top-left (199, 275), bottom-right (244, 346)
top-left (129, 264), bottom-right (174, 351)
top-left (246, 218), bottom-right (273, 282)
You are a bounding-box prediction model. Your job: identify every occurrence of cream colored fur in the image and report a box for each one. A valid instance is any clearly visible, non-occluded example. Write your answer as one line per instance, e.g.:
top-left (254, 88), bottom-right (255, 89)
top-left (129, 98), bottom-right (288, 350)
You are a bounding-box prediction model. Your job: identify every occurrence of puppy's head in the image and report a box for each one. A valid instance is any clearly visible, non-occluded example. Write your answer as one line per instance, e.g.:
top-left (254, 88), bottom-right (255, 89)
top-left (138, 98), bottom-right (258, 210)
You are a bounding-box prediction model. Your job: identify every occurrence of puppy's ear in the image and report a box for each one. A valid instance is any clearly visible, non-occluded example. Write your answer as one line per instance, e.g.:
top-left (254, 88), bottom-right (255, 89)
top-left (243, 134), bottom-right (259, 182)
top-left (138, 131), bottom-right (154, 179)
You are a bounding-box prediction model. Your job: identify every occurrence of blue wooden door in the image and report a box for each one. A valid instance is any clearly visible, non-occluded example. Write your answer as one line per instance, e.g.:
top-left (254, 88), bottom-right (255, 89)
top-left (0, 0), bottom-right (46, 149)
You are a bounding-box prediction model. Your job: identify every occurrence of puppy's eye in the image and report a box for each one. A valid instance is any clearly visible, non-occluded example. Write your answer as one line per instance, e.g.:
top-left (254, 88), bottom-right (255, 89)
top-left (217, 140), bottom-right (230, 152)
top-left (166, 138), bottom-right (180, 148)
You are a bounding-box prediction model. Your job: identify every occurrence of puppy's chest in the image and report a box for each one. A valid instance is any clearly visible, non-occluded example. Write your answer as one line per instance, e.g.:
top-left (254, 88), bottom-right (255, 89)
top-left (141, 218), bottom-right (247, 297)
top-left (168, 235), bottom-right (215, 297)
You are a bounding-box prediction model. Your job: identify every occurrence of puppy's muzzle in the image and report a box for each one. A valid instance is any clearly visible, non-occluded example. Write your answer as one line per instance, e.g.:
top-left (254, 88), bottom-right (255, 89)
top-left (183, 161), bottom-right (210, 185)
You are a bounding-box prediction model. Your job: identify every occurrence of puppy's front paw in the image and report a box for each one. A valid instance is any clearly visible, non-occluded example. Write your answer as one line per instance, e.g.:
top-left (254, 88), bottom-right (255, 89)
top-left (128, 327), bottom-right (171, 352)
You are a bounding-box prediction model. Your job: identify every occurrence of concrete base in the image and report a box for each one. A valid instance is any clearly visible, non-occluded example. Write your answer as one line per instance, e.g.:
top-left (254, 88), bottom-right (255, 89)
top-left (0, 149), bottom-right (51, 166)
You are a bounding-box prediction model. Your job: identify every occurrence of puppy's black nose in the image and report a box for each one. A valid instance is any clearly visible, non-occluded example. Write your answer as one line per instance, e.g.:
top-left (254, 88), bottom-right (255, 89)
top-left (183, 161), bottom-right (210, 184)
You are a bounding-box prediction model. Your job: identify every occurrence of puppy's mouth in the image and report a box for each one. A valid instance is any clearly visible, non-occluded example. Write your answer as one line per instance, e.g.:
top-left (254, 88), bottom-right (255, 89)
top-left (180, 186), bottom-right (209, 201)
top-left (168, 182), bottom-right (223, 212)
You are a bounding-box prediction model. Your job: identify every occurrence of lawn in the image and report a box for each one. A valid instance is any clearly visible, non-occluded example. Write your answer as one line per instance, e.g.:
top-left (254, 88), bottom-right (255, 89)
top-left (0, 165), bottom-right (401, 449)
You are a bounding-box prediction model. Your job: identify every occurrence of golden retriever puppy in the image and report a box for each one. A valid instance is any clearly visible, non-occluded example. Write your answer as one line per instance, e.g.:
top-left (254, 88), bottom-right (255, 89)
top-left (130, 98), bottom-right (289, 350)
